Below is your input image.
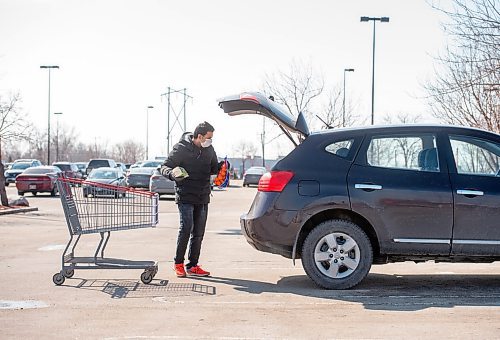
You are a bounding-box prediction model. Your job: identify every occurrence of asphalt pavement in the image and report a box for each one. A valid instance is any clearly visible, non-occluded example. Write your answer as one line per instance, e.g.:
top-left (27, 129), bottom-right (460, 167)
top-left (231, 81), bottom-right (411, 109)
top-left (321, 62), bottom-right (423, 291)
top-left (1, 181), bottom-right (499, 339)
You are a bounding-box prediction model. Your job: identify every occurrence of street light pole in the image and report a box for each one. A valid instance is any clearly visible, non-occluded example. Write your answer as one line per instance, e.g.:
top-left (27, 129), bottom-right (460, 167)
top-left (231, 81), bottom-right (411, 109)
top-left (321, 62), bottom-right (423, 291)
top-left (360, 16), bottom-right (389, 125)
top-left (40, 65), bottom-right (59, 164)
top-left (54, 112), bottom-right (63, 162)
top-left (343, 68), bottom-right (355, 127)
top-left (146, 106), bottom-right (154, 160)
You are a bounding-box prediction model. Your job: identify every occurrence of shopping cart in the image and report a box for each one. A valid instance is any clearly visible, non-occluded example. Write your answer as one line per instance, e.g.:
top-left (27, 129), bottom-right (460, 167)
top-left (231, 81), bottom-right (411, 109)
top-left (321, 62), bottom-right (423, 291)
top-left (52, 176), bottom-right (159, 285)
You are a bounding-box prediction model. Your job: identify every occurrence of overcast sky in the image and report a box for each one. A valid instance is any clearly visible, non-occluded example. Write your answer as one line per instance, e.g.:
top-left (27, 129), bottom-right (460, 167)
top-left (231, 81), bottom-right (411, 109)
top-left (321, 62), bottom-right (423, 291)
top-left (0, 0), bottom-right (450, 159)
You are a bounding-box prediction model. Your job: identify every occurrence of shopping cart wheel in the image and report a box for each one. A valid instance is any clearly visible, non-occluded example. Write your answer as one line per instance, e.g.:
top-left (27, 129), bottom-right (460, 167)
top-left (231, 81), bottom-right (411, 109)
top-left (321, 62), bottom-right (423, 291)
top-left (53, 272), bottom-right (65, 285)
top-left (63, 268), bottom-right (75, 278)
top-left (140, 271), bottom-right (153, 284)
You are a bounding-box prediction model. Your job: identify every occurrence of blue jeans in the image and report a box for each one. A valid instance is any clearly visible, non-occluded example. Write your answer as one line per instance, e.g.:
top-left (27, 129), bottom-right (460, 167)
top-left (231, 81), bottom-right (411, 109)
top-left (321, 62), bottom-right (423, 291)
top-left (174, 203), bottom-right (208, 268)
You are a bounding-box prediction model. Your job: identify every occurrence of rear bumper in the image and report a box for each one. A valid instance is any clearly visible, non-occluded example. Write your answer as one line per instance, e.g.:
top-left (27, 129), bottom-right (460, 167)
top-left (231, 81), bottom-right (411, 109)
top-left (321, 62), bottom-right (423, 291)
top-left (150, 181), bottom-right (175, 195)
top-left (16, 182), bottom-right (53, 192)
top-left (239, 192), bottom-right (301, 259)
top-left (126, 177), bottom-right (150, 189)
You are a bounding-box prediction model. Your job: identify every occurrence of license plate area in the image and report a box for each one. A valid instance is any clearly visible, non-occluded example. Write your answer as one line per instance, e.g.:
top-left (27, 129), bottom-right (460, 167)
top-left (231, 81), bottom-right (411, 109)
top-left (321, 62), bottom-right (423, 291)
top-left (29, 184), bottom-right (36, 190)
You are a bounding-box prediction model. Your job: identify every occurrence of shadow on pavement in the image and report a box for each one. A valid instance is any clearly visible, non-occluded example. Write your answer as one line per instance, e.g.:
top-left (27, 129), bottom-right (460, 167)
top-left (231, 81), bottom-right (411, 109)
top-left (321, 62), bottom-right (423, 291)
top-left (60, 278), bottom-right (216, 299)
top-left (190, 273), bottom-right (500, 311)
top-left (216, 229), bottom-right (242, 236)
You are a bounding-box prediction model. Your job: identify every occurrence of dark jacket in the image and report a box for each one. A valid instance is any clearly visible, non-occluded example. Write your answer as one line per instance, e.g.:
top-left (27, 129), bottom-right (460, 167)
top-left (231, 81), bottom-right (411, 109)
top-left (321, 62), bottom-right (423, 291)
top-left (160, 132), bottom-right (218, 204)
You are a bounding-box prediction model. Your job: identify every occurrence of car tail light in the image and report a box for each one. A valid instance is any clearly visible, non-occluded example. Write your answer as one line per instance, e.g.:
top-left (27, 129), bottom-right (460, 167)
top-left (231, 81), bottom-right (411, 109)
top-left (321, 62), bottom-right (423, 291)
top-left (258, 171), bottom-right (294, 192)
top-left (240, 93), bottom-right (260, 104)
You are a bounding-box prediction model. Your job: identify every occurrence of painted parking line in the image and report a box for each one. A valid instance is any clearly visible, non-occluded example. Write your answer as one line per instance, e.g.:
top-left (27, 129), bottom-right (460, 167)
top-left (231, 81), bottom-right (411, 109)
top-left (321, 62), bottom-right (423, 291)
top-left (38, 244), bottom-right (66, 251)
top-left (0, 300), bottom-right (49, 310)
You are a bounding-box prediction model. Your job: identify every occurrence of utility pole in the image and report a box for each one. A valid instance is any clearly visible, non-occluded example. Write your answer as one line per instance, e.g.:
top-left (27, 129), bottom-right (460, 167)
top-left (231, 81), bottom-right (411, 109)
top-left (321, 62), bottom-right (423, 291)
top-left (40, 65), bottom-right (59, 164)
top-left (161, 87), bottom-right (192, 153)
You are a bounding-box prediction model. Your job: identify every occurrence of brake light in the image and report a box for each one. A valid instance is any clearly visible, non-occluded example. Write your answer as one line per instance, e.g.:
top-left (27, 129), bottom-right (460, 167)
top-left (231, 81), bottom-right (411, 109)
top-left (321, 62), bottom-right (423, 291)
top-left (258, 171), bottom-right (294, 192)
top-left (240, 93), bottom-right (260, 104)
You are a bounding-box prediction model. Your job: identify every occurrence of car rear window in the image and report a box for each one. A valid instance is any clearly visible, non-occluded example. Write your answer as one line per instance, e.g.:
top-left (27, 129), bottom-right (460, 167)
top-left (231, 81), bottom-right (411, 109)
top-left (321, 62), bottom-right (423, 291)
top-left (325, 139), bottom-right (354, 158)
top-left (89, 160), bottom-right (110, 168)
top-left (55, 164), bottom-right (71, 171)
top-left (24, 167), bottom-right (59, 174)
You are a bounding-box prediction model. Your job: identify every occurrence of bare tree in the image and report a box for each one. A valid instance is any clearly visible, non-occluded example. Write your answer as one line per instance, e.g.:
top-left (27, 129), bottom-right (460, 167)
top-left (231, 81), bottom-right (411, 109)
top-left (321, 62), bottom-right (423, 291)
top-left (232, 140), bottom-right (257, 174)
top-left (112, 140), bottom-right (145, 164)
top-left (426, 0), bottom-right (500, 133)
top-left (0, 93), bottom-right (31, 206)
top-left (262, 60), bottom-right (324, 125)
top-left (320, 87), bottom-right (359, 129)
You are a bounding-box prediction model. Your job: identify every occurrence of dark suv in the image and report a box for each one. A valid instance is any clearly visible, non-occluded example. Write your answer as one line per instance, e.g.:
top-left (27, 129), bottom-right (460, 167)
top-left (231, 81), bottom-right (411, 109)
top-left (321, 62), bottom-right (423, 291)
top-left (219, 92), bottom-right (500, 289)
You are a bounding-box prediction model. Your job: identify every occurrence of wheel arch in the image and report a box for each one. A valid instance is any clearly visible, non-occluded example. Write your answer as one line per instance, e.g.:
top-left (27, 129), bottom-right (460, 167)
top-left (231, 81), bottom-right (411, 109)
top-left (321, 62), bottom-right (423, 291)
top-left (293, 208), bottom-right (381, 262)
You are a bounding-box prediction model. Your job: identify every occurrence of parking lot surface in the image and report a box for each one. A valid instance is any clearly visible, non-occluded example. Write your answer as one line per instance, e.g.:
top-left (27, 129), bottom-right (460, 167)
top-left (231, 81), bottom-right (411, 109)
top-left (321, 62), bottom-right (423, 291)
top-left (1, 181), bottom-right (499, 339)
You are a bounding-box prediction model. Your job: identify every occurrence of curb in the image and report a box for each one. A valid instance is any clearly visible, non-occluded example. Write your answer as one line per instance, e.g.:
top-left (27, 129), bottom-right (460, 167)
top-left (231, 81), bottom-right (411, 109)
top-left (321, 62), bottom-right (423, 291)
top-left (0, 207), bottom-right (39, 216)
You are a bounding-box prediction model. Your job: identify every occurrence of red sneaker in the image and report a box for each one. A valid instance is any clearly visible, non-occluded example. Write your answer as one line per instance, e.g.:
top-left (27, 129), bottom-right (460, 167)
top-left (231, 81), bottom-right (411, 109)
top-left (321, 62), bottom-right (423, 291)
top-left (174, 263), bottom-right (186, 277)
top-left (187, 265), bottom-right (210, 277)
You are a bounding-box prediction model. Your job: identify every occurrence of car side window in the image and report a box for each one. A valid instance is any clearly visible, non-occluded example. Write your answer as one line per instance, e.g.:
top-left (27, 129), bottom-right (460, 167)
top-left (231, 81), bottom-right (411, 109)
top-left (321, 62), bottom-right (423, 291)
top-left (449, 135), bottom-right (500, 177)
top-left (325, 139), bottom-right (354, 158)
top-left (366, 134), bottom-right (440, 172)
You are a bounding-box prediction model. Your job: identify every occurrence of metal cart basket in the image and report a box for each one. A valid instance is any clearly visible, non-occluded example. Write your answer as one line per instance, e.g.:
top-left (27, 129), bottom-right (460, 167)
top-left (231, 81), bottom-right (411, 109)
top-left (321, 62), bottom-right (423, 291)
top-left (52, 177), bottom-right (159, 285)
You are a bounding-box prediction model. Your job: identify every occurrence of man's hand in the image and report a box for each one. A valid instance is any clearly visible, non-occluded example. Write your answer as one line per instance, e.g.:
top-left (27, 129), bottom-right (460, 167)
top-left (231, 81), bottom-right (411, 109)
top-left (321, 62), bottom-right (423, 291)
top-left (171, 166), bottom-right (189, 181)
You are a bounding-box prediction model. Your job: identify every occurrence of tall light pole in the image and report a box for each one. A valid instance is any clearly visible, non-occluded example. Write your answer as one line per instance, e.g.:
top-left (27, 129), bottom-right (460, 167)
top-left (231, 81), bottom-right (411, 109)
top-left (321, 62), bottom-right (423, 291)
top-left (343, 68), bottom-right (355, 127)
top-left (360, 16), bottom-right (389, 125)
top-left (54, 112), bottom-right (63, 162)
top-left (146, 106), bottom-right (154, 160)
top-left (40, 65), bottom-right (60, 164)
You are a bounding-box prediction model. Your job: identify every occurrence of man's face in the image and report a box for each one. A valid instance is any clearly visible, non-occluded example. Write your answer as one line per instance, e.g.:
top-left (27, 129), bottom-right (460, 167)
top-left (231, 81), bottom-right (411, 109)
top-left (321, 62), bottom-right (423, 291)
top-left (201, 131), bottom-right (213, 142)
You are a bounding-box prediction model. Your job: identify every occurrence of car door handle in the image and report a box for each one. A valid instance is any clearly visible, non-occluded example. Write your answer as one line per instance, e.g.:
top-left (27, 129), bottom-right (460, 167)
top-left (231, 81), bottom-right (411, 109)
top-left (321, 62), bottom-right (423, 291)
top-left (355, 184), bottom-right (383, 191)
top-left (457, 189), bottom-right (484, 197)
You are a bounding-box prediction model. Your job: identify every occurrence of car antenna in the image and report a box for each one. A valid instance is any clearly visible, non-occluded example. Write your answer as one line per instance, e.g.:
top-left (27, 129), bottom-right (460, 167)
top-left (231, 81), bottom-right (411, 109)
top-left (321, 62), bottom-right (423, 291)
top-left (316, 115), bottom-right (333, 129)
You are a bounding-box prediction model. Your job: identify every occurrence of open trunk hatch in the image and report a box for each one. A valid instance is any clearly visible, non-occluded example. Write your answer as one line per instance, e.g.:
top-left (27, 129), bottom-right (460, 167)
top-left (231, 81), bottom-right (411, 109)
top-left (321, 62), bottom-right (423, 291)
top-left (218, 92), bottom-right (309, 145)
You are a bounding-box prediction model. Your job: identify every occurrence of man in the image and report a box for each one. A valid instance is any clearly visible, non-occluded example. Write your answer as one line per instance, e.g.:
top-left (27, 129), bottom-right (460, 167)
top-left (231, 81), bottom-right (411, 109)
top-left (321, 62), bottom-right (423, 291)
top-left (160, 121), bottom-right (219, 277)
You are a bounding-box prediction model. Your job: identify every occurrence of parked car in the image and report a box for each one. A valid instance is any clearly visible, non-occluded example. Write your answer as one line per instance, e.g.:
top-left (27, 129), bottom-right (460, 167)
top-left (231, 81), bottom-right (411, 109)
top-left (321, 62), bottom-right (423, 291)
top-left (4, 159), bottom-right (42, 186)
top-left (149, 168), bottom-right (175, 196)
top-left (85, 159), bottom-right (117, 176)
top-left (53, 162), bottom-right (83, 180)
top-left (116, 162), bottom-right (127, 172)
top-left (219, 92), bottom-right (500, 290)
top-left (74, 162), bottom-right (88, 179)
top-left (242, 166), bottom-right (267, 187)
top-left (15, 165), bottom-right (61, 196)
top-left (83, 167), bottom-right (126, 198)
top-left (126, 166), bottom-right (156, 189)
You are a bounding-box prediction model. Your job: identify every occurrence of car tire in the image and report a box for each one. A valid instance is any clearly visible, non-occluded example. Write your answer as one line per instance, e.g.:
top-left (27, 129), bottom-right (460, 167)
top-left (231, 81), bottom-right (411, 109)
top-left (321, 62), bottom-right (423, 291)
top-left (301, 219), bottom-right (373, 290)
top-left (50, 187), bottom-right (58, 197)
top-left (18, 191), bottom-right (24, 196)
top-left (5, 183), bottom-right (9, 186)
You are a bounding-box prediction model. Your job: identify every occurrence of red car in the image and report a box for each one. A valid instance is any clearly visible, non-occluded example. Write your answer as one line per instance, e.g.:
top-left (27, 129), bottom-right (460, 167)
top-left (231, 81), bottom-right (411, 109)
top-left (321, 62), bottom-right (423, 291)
top-left (16, 166), bottom-right (62, 196)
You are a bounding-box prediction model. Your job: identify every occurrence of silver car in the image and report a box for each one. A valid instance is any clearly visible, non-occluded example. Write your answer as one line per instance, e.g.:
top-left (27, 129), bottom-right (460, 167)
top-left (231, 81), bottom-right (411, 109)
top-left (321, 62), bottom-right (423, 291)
top-left (126, 167), bottom-right (156, 189)
top-left (149, 168), bottom-right (175, 196)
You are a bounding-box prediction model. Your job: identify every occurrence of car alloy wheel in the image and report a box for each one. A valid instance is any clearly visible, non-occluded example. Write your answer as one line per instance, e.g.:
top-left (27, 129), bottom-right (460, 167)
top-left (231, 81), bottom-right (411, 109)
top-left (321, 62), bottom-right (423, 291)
top-left (313, 232), bottom-right (360, 279)
top-left (302, 219), bottom-right (373, 289)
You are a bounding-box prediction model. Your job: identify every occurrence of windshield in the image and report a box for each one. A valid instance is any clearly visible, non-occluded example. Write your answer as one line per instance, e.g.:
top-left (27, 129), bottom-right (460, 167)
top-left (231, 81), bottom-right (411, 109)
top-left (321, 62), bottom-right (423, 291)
top-left (11, 162), bottom-right (31, 170)
top-left (89, 170), bottom-right (119, 180)
top-left (75, 163), bottom-right (86, 170)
